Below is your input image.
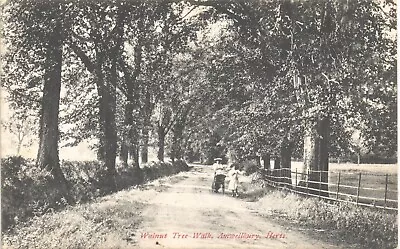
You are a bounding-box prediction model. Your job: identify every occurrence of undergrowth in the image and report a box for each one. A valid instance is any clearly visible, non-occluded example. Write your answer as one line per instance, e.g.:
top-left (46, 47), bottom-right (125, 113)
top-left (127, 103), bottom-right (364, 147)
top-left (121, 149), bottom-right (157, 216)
top-left (2, 189), bottom-right (147, 249)
top-left (1, 156), bottom-right (189, 230)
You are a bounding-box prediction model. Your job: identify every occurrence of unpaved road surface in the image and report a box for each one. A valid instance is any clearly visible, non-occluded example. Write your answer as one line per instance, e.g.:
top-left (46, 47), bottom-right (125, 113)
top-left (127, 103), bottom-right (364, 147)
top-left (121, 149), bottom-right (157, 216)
top-left (133, 165), bottom-right (342, 249)
top-left (2, 164), bottom-right (345, 249)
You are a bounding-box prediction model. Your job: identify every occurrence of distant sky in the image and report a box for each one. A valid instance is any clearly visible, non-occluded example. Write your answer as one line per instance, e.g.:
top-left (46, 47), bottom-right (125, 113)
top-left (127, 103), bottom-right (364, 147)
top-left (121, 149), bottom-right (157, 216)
top-left (1, 90), bottom-right (97, 160)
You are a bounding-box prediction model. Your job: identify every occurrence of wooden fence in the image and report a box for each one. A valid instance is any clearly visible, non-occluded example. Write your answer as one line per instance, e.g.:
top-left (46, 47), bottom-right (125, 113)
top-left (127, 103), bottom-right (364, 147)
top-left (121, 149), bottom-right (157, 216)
top-left (263, 168), bottom-right (398, 211)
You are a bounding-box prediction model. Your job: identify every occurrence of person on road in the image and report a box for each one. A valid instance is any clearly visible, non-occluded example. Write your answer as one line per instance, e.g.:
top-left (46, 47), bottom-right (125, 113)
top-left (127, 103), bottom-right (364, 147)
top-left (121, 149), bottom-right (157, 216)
top-left (228, 164), bottom-right (241, 197)
top-left (213, 158), bottom-right (225, 176)
top-left (212, 158), bottom-right (226, 193)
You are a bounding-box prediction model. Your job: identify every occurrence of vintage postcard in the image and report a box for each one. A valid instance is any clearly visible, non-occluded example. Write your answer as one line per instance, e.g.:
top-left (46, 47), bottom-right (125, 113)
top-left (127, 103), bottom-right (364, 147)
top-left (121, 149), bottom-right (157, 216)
top-left (1, 0), bottom-right (397, 248)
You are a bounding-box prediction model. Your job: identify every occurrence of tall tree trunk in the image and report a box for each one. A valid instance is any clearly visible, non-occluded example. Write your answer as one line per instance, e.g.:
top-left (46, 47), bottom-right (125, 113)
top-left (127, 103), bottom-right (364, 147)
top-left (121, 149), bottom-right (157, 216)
top-left (262, 154), bottom-right (270, 169)
top-left (120, 135), bottom-right (128, 166)
top-left (280, 138), bottom-right (293, 186)
top-left (129, 24), bottom-right (142, 169)
top-left (36, 16), bottom-right (68, 191)
top-left (96, 60), bottom-right (118, 190)
top-left (302, 115), bottom-right (329, 196)
top-left (274, 156), bottom-right (281, 183)
top-left (273, 155), bottom-right (282, 182)
top-left (317, 115), bottom-right (329, 196)
top-left (130, 129), bottom-right (140, 168)
top-left (121, 101), bottom-right (134, 167)
top-left (141, 124), bottom-right (149, 163)
top-left (157, 126), bottom-right (165, 161)
top-left (171, 110), bottom-right (189, 162)
top-left (98, 90), bottom-right (117, 190)
top-left (16, 139), bottom-right (22, 156)
top-left (171, 132), bottom-right (177, 163)
top-left (140, 92), bottom-right (152, 164)
top-left (302, 117), bottom-right (318, 193)
top-left (254, 156), bottom-right (261, 167)
top-left (274, 156), bottom-right (281, 169)
top-left (96, 5), bottom-right (126, 189)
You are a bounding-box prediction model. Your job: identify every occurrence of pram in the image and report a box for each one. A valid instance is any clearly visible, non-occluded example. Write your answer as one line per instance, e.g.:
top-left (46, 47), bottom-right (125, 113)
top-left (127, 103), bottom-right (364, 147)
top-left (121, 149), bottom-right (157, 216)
top-left (211, 174), bottom-right (226, 194)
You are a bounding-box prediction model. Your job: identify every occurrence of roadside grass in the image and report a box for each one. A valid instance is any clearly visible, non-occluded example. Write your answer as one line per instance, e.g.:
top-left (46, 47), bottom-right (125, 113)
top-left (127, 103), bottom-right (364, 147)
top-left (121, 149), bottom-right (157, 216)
top-left (240, 175), bottom-right (398, 249)
top-left (2, 190), bottom-right (146, 249)
top-left (2, 173), bottom-right (189, 249)
top-left (1, 156), bottom-right (189, 231)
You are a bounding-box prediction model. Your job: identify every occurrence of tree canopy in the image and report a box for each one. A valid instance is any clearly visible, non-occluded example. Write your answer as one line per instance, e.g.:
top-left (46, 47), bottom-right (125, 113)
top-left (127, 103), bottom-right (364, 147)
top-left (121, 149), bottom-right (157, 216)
top-left (1, 0), bottom-right (396, 189)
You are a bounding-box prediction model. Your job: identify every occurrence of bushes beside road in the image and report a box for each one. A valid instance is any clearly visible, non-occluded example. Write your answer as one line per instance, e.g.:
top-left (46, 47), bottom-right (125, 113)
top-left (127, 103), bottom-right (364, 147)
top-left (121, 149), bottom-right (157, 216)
top-left (1, 156), bottom-right (189, 230)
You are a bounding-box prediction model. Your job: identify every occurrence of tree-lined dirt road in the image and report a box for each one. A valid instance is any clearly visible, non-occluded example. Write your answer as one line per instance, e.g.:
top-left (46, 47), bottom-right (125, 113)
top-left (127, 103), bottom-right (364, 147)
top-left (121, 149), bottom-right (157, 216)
top-left (2, 164), bottom-right (348, 249)
top-left (133, 164), bottom-right (342, 249)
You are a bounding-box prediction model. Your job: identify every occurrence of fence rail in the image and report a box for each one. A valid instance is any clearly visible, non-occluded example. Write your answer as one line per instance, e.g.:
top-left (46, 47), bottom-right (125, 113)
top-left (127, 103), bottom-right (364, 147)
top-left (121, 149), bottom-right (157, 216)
top-left (262, 168), bottom-right (398, 211)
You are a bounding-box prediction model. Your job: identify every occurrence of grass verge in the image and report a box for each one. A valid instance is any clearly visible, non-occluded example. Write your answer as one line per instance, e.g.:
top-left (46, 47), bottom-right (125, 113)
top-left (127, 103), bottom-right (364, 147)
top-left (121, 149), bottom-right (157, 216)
top-left (2, 173), bottom-right (189, 248)
top-left (1, 156), bottom-right (189, 231)
top-left (2, 189), bottom-right (146, 249)
top-left (240, 175), bottom-right (398, 249)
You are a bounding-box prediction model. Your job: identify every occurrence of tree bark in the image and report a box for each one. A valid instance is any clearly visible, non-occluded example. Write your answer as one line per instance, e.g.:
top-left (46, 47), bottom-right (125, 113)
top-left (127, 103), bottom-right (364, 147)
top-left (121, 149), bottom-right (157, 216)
top-left (140, 92), bottom-right (153, 164)
top-left (36, 16), bottom-right (68, 191)
top-left (120, 135), bottom-right (128, 166)
top-left (274, 157), bottom-right (281, 169)
top-left (274, 156), bottom-right (281, 183)
top-left (171, 109), bottom-right (189, 162)
top-left (141, 125), bottom-right (149, 163)
top-left (157, 125), bottom-right (165, 161)
top-left (130, 131), bottom-right (140, 168)
top-left (95, 58), bottom-right (118, 190)
top-left (262, 154), bottom-right (270, 169)
top-left (97, 88), bottom-right (117, 189)
top-left (254, 156), bottom-right (261, 167)
top-left (96, 6), bottom-right (127, 189)
top-left (121, 101), bottom-right (134, 167)
top-left (317, 115), bottom-right (329, 196)
top-left (302, 115), bottom-right (329, 196)
top-left (280, 138), bottom-right (293, 186)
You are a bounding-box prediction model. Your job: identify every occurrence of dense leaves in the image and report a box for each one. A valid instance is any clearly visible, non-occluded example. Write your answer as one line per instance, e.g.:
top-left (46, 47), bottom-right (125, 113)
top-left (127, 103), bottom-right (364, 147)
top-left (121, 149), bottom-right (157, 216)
top-left (1, 0), bottom-right (396, 209)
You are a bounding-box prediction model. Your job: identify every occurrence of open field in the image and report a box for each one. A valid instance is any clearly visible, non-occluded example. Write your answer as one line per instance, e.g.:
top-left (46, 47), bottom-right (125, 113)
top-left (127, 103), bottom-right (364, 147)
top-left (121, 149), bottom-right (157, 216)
top-left (287, 162), bottom-right (398, 209)
top-left (290, 161), bottom-right (398, 174)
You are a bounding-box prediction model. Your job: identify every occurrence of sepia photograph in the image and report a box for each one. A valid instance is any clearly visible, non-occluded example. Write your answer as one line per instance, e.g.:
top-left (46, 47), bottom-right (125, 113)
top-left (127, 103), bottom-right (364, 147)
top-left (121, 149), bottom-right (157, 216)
top-left (0, 0), bottom-right (397, 248)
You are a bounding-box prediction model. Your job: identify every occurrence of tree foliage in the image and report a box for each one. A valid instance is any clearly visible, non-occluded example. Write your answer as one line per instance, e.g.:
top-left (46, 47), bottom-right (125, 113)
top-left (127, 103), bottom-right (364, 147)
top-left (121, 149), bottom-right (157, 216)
top-left (1, 0), bottom-right (396, 194)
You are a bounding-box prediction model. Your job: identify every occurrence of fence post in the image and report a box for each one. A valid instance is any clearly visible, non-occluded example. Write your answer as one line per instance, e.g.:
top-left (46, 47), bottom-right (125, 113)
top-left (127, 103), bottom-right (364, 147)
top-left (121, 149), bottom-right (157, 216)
top-left (384, 174), bottom-right (388, 209)
top-left (356, 172), bottom-right (362, 205)
top-left (295, 168), bottom-right (298, 187)
top-left (336, 172), bottom-right (341, 200)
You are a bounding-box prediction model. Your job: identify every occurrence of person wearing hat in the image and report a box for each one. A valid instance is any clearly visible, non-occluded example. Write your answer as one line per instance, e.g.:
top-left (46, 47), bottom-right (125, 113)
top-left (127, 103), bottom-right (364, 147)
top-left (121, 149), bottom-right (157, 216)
top-left (213, 158), bottom-right (224, 175)
top-left (212, 158), bottom-right (226, 193)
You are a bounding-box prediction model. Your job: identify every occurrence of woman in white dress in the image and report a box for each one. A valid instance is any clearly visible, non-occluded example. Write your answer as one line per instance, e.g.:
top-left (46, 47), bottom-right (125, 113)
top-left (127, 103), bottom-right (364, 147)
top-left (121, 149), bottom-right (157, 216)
top-left (228, 164), bottom-right (241, 197)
